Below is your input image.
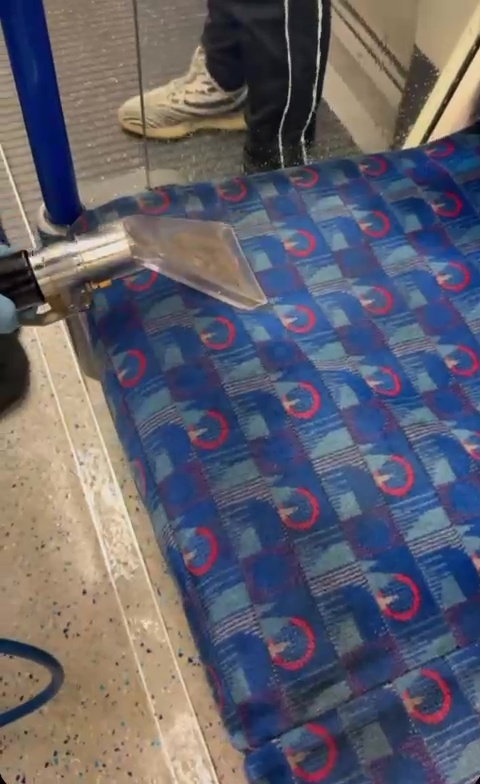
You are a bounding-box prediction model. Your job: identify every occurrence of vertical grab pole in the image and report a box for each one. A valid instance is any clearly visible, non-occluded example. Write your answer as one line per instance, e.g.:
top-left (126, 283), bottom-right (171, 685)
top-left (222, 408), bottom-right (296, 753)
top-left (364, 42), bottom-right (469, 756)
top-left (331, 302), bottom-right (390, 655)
top-left (1, 0), bottom-right (83, 228)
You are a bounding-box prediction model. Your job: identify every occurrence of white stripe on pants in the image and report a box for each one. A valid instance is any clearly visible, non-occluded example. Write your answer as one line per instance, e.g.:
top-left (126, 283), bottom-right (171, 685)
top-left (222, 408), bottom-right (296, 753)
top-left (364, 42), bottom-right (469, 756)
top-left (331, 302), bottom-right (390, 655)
top-left (278, 0), bottom-right (324, 166)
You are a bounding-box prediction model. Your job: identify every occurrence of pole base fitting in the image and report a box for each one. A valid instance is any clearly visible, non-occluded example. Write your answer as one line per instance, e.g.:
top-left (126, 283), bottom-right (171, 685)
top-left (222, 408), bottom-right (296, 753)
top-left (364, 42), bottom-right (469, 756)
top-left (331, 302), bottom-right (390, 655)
top-left (37, 203), bottom-right (71, 242)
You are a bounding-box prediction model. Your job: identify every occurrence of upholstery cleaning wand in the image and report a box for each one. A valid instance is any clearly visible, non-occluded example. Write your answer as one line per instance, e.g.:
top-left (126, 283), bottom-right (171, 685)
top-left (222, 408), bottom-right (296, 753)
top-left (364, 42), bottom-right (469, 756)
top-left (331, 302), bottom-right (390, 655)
top-left (0, 222), bottom-right (138, 325)
top-left (0, 215), bottom-right (266, 325)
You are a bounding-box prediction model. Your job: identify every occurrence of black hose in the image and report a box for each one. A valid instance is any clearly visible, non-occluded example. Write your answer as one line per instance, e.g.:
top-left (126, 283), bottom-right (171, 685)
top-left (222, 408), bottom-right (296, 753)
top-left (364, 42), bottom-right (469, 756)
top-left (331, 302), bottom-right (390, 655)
top-left (0, 249), bottom-right (44, 311)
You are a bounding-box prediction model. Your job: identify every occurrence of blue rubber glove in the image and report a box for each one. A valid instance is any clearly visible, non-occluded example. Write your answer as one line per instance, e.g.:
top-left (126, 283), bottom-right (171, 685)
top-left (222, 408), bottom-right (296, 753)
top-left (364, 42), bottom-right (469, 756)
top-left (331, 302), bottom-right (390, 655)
top-left (0, 294), bottom-right (18, 333)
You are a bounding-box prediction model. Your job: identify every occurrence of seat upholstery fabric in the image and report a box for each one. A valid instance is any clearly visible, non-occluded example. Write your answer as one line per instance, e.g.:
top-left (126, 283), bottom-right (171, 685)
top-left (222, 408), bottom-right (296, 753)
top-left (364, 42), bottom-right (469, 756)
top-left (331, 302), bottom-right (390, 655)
top-left (86, 124), bottom-right (480, 784)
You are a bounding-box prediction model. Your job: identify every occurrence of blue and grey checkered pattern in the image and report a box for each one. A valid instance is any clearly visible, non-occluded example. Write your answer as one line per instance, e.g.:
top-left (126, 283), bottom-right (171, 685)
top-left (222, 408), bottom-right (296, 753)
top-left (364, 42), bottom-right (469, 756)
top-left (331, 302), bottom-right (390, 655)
top-left (86, 124), bottom-right (480, 784)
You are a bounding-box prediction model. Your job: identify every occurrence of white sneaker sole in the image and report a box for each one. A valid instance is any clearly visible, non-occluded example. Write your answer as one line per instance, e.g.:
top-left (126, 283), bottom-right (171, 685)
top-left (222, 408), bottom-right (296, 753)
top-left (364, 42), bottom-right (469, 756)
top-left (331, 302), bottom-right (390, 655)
top-left (119, 111), bottom-right (246, 140)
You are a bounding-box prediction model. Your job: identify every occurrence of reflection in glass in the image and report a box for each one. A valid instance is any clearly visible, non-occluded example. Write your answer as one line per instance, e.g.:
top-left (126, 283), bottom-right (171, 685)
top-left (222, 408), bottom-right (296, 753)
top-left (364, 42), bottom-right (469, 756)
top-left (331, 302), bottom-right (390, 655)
top-left (39, 0), bottom-right (479, 191)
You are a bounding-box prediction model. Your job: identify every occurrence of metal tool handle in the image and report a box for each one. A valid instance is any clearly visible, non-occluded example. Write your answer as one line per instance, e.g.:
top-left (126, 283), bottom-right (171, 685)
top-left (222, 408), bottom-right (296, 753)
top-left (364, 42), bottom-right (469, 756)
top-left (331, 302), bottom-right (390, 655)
top-left (0, 221), bottom-right (139, 326)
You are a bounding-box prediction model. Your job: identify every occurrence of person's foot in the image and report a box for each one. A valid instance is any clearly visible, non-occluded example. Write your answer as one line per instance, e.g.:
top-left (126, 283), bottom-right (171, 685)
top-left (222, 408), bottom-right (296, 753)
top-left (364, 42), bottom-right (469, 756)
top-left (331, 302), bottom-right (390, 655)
top-left (119, 47), bottom-right (247, 140)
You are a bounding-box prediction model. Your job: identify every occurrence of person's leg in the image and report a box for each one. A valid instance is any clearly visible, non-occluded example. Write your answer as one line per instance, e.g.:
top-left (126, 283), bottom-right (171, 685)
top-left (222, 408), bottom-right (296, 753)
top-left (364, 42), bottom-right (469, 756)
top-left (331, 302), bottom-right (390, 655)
top-left (235, 0), bottom-right (332, 171)
top-left (202, 0), bottom-right (244, 93)
top-left (119, 0), bottom-right (331, 172)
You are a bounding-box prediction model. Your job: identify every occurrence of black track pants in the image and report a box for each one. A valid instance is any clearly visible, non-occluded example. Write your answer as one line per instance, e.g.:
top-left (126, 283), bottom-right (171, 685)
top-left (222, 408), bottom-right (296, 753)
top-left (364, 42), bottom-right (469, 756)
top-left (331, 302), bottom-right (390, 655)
top-left (201, 0), bottom-right (332, 166)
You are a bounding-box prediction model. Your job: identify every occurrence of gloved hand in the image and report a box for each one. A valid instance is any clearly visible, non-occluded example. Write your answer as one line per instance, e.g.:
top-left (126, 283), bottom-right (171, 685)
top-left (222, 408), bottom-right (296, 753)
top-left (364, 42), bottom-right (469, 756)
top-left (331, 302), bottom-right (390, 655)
top-left (0, 294), bottom-right (18, 333)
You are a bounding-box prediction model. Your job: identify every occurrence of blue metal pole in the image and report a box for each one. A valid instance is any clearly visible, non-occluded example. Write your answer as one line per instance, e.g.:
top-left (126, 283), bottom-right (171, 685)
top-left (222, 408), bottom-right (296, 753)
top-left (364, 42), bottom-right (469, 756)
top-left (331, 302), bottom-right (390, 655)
top-left (1, 0), bottom-right (83, 227)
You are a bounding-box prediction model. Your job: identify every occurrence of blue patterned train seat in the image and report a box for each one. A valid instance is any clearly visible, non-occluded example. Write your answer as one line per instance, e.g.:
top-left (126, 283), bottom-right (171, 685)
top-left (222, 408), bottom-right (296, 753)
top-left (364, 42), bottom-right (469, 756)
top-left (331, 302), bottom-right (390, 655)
top-left (86, 124), bottom-right (480, 784)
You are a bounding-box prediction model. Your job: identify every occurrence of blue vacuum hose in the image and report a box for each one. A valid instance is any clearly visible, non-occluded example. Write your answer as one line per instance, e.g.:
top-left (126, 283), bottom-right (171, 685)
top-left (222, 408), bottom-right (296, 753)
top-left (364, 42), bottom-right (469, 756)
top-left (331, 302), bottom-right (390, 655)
top-left (0, 639), bottom-right (64, 727)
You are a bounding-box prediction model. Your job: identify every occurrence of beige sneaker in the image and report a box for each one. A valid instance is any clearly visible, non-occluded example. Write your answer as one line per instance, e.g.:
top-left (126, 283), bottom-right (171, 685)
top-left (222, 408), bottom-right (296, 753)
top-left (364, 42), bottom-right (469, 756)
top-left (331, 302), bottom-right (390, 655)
top-left (118, 47), bottom-right (247, 140)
